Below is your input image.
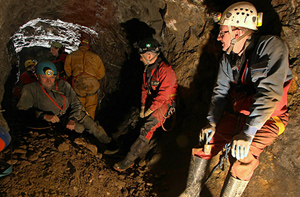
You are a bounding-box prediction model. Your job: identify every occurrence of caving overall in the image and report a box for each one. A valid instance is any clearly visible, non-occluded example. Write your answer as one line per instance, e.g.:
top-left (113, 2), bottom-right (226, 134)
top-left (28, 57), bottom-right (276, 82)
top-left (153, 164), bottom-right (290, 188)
top-left (64, 46), bottom-right (105, 120)
top-left (113, 58), bottom-right (178, 171)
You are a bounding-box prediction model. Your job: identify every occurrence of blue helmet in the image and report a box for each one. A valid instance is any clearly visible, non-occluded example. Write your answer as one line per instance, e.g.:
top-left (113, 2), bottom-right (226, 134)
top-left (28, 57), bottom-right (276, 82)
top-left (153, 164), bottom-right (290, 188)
top-left (36, 61), bottom-right (57, 76)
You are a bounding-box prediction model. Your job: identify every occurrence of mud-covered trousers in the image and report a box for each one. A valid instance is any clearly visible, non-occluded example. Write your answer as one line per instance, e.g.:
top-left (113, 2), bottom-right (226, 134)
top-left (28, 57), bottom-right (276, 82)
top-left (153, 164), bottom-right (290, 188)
top-left (140, 102), bottom-right (170, 141)
top-left (194, 112), bottom-right (288, 181)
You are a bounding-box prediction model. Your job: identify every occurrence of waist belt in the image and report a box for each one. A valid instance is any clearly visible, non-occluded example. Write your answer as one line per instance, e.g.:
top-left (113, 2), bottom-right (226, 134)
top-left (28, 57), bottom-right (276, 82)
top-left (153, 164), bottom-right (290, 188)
top-left (76, 90), bottom-right (98, 98)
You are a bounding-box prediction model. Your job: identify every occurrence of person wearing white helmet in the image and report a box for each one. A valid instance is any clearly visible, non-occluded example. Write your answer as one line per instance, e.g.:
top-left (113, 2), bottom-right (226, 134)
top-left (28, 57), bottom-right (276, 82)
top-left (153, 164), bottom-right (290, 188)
top-left (180, 2), bottom-right (292, 196)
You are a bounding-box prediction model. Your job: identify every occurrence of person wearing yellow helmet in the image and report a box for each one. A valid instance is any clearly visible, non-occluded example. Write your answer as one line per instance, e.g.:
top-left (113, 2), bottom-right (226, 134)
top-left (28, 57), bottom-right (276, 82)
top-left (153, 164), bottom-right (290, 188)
top-left (13, 59), bottom-right (38, 98)
top-left (20, 59), bottom-right (37, 85)
top-left (180, 2), bottom-right (292, 196)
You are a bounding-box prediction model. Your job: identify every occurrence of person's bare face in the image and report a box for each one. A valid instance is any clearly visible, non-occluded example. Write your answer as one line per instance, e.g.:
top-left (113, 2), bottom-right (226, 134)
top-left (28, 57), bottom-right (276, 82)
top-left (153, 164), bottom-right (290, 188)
top-left (217, 25), bottom-right (232, 51)
top-left (50, 46), bottom-right (59, 57)
top-left (38, 75), bottom-right (56, 90)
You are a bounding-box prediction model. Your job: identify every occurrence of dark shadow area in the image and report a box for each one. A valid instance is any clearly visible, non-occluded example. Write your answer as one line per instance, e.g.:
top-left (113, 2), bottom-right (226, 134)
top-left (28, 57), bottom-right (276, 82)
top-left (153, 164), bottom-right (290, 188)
top-left (96, 18), bottom-right (156, 138)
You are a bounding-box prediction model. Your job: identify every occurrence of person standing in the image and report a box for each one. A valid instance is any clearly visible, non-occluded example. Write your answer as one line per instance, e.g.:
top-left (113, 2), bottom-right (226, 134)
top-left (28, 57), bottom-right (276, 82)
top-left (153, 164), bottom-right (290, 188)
top-left (64, 39), bottom-right (105, 120)
top-left (13, 59), bottom-right (37, 98)
top-left (113, 37), bottom-right (177, 172)
top-left (180, 2), bottom-right (293, 196)
top-left (50, 41), bottom-right (68, 80)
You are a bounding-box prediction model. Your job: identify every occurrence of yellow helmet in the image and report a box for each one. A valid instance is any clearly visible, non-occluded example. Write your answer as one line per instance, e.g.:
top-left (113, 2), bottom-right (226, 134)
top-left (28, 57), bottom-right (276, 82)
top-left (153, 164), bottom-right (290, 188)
top-left (219, 1), bottom-right (263, 30)
top-left (25, 60), bottom-right (37, 68)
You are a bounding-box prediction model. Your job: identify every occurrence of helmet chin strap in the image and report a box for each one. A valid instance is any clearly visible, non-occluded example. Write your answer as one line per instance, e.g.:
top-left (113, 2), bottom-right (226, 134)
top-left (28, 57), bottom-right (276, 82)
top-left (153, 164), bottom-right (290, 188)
top-left (226, 26), bottom-right (253, 55)
top-left (142, 53), bottom-right (159, 72)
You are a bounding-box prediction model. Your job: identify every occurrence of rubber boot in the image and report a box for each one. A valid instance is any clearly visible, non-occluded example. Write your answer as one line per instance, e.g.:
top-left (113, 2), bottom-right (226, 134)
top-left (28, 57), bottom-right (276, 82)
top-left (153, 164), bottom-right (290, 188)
top-left (179, 155), bottom-right (209, 197)
top-left (113, 137), bottom-right (148, 172)
top-left (220, 174), bottom-right (249, 197)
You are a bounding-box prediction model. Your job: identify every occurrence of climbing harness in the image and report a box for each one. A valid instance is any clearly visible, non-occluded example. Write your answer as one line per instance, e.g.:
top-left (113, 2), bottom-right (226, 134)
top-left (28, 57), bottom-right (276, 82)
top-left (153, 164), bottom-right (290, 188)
top-left (205, 114), bottom-right (243, 183)
top-left (71, 49), bottom-right (100, 98)
top-left (205, 143), bottom-right (231, 184)
top-left (158, 103), bottom-right (176, 132)
top-left (38, 81), bottom-right (66, 115)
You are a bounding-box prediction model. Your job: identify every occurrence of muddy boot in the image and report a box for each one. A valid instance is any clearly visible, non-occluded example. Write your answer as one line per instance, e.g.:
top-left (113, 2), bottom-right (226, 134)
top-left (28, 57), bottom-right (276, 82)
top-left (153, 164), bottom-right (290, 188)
top-left (220, 174), bottom-right (249, 197)
top-left (179, 155), bottom-right (209, 197)
top-left (113, 137), bottom-right (148, 172)
top-left (104, 138), bottom-right (120, 155)
top-left (82, 116), bottom-right (111, 144)
top-left (92, 125), bottom-right (111, 144)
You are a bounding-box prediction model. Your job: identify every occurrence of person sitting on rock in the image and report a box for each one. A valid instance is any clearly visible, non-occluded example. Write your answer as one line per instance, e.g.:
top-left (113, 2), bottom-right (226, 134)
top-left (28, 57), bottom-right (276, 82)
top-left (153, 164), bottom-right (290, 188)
top-left (180, 2), bottom-right (293, 196)
top-left (16, 60), bottom-right (111, 145)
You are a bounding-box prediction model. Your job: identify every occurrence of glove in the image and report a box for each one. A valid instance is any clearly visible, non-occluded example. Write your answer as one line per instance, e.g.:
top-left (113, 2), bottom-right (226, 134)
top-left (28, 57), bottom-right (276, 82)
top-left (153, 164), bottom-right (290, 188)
top-left (231, 132), bottom-right (254, 160)
top-left (140, 106), bottom-right (145, 118)
top-left (199, 123), bottom-right (216, 144)
top-left (144, 109), bottom-right (153, 117)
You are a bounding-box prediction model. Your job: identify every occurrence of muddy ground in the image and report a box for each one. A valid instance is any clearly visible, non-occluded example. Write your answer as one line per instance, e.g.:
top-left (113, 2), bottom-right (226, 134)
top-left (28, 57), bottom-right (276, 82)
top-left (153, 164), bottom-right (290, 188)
top-left (0, 123), bottom-right (162, 197)
top-left (1, 108), bottom-right (300, 197)
top-left (0, 107), bottom-right (190, 197)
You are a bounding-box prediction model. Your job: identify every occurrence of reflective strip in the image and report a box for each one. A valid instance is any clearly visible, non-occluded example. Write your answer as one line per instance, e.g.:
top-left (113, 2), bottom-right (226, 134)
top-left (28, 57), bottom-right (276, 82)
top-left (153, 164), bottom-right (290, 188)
top-left (170, 93), bottom-right (177, 98)
top-left (272, 116), bottom-right (285, 135)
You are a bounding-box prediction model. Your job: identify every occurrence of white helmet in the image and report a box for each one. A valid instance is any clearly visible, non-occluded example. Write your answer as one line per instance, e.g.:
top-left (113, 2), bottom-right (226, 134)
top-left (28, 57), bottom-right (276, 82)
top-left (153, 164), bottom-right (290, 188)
top-left (219, 1), bottom-right (262, 30)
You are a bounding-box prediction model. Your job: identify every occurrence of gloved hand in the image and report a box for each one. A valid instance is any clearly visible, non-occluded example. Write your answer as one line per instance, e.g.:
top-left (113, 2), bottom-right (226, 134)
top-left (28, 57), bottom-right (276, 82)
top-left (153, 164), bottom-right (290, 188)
top-left (140, 106), bottom-right (145, 118)
top-left (231, 132), bottom-right (254, 160)
top-left (199, 123), bottom-right (216, 144)
top-left (144, 109), bottom-right (153, 117)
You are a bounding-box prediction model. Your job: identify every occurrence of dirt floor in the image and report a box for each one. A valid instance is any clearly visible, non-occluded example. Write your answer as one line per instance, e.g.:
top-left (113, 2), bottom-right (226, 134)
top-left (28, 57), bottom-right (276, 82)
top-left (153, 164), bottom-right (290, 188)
top-left (1, 110), bottom-right (300, 197)
top-left (0, 124), bottom-right (159, 197)
top-left (0, 110), bottom-right (191, 197)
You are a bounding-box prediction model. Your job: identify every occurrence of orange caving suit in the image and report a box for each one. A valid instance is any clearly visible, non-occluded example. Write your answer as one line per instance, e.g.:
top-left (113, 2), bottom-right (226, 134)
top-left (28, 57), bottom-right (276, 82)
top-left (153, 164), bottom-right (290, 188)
top-left (140, 57), bottom-right (177, 141)
top-left (195, 35), bottom-right (293, 181)
top-left (64, 46), bottom-right (105, 120)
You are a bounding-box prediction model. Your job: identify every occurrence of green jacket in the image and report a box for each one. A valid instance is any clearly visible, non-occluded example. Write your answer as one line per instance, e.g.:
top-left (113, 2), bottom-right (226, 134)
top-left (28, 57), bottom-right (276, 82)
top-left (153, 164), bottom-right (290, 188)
top-left (17, 80), bottom-right (84, 121)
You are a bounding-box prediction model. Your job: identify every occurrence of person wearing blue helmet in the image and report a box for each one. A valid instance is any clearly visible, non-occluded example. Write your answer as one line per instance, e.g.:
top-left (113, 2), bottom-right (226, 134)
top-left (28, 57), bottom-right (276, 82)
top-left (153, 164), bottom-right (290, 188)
top-left (0, 126), bottom-right (11, 177)
top-left (17, 61), bottom-right (111, 144)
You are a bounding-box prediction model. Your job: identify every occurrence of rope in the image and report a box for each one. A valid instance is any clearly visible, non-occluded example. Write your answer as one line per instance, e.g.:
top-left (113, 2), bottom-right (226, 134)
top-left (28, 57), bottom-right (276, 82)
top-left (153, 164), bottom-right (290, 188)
top-left (204, 114), bottom-right (243, 183)
top-left (205, 143), bottom-right (231, 183)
